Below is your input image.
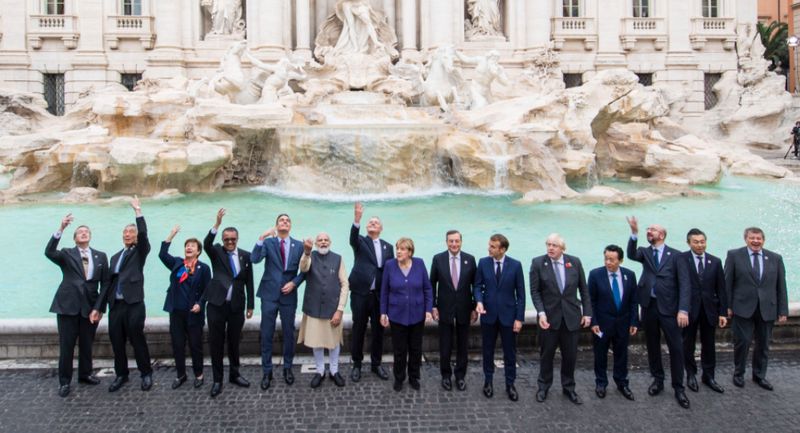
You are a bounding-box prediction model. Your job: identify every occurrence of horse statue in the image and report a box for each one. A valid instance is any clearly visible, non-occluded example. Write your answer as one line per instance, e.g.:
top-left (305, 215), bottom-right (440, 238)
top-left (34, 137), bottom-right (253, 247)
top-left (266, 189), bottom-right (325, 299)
top-left (419, 45), bottom-right (464, 111)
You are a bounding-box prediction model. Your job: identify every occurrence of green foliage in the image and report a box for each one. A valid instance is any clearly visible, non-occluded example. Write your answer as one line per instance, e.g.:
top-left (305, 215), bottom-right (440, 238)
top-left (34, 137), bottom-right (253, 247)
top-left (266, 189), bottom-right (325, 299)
top-left (757, 20), bottom-right (789, 72)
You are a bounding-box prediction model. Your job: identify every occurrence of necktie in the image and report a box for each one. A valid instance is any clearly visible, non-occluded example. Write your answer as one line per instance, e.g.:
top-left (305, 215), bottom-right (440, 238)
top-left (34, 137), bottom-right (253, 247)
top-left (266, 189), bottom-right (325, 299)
top-left (752, 252), bottom-right (761, 282)
top-left (229, 252), bottom-right (239, 278)
top-left (554, 261), bottom-right (565, 293)
top-left (611, 273), bottom-right (622, 310)
top-left (494, 261), bottom-right (502, 283)
top-left (697, 255), bottom-right (705, 278)
top-left (280, 239), bottom-right (287, 270)
top-left (115, 248), bottom-right (127, 299)
top-left (652, 248), bottom-right (660, 269)
top-left (81, 250), bottom-right (90, 280)
top-left (450, 256), bottom-right (459, 289)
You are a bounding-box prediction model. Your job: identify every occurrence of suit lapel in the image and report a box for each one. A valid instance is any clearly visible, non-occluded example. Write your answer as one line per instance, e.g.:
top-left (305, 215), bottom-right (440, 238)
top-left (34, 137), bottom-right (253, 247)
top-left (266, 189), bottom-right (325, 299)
top-left (67, 247), bottom-right (84, 275)
top-left (364, 237), bottom-right (378, 266)
top-left (455, 256), bottom-right (469, 290)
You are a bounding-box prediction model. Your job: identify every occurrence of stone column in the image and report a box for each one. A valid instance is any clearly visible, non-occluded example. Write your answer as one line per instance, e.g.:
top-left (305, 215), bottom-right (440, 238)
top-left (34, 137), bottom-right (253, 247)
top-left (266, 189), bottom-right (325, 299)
top-left (525, 0), bottom-right (551, 51)
top-left (146, 0), bottom-right (186, 79)
top-left (593, 0), bottom-right (625, 69)
top-left (424, 0), bottom-right (456, 49)
top-left (251, 0), bottom-right (287, 58)
top-left (70, 0), bottom-right (108, 105)
top-left (663, 0), bottom-right (702, 128)
top-left (0, 0), bottom-right (32, 92)
top-left (400, 0), bottom-right (418, 59)
top-left (295, 0), bottom-right (312, 59)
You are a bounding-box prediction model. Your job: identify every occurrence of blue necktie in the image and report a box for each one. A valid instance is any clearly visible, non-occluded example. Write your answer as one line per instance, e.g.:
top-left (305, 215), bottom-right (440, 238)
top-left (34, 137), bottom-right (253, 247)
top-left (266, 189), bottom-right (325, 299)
top-left (652, 248), bottom-right (660, 269)
top-left (611, 273), bottom-right (622, 310)
top-left (229, 252), bottom-right (239, 278)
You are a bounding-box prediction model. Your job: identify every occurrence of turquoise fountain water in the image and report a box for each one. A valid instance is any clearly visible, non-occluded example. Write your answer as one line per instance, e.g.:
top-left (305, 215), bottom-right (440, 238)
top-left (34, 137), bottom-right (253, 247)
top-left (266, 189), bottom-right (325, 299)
top-left (2, 176), bottom-right (798, 319)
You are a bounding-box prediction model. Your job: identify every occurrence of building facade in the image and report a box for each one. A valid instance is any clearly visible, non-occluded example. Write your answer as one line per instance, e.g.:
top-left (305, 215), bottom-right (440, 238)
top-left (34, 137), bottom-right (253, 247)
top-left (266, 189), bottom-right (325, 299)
top-left (0, 0), bottom-right (756, 121)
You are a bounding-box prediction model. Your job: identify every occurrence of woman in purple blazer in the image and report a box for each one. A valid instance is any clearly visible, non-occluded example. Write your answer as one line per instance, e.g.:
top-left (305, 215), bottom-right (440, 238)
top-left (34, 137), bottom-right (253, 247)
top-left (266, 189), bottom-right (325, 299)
top-left (380, 237), bottom-right (433, 392)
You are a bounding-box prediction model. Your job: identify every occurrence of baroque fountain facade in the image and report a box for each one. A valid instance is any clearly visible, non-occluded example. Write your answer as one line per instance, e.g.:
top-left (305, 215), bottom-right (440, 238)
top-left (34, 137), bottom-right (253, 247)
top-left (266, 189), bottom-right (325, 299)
top-left (0, 0), bottom-right (796, 204)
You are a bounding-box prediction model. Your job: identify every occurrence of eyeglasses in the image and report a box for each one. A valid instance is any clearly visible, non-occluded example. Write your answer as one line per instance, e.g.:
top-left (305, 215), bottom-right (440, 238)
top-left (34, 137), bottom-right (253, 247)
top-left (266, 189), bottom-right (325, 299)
top-left (223, 238), bottom-right (238, 242)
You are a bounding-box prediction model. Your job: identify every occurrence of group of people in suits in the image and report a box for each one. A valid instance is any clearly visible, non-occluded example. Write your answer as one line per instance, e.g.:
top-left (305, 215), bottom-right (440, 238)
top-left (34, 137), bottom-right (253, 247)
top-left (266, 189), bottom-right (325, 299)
top-left (46, 199), bottom-right (789, 407)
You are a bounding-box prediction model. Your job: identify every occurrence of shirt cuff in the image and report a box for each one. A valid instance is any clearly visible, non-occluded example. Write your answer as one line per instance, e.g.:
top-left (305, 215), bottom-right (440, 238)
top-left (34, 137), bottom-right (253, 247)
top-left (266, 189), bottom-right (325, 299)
top-left (630, 234), bottom-right (638, 241)
top-left (210, 227), bottom-right (218, 235)
top-left (353, 223), bottom-right (360, 229)
top-left (54, 231), bottom-right (63, 239)
top-left (537, 311), bottom-right (546, 317)
top-left (256, 239), bottom-right (264, 247)
top-left (679, 310), bottom-right (688, 315)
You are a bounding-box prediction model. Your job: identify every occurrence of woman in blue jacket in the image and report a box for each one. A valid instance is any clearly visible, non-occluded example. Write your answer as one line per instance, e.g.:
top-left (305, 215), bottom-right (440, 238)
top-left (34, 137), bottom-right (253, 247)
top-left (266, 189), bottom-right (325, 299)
top-left (380, 237), bottom-right (433, 392)
top-left (160, 225), bottom-right (210, 389)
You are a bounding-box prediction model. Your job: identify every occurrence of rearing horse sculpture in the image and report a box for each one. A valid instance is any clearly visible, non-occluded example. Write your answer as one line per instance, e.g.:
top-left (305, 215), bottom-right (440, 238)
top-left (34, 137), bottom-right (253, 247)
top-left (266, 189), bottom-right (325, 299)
top-left (420, 45), bottom-right (464, 112)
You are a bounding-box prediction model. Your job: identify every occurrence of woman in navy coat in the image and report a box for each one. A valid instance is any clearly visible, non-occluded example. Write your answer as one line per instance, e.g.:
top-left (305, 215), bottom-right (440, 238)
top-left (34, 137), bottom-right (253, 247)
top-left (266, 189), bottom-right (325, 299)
top-left (380, 237), bottom-right (433, 392)
top-left (160, 225), bottom-right (211, 389)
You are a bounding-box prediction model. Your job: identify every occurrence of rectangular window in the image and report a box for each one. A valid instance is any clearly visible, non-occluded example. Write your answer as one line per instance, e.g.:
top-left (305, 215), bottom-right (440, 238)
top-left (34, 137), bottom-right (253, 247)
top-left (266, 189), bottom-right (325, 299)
top-left (45, 0), bottom-right (64, 15)
top-left (43, 73), bottom-right (65, 116)
top-left (563, 73), bottom-right (583, 89)
top-left (636, 73), bottom-right (653, 87)
top-left (122, 0), bottom-right (142, 16)
top-left (121, 73), bottom-right (143, 91)
top-left (562, 0), bottom-right (580, 18)
top-left (632, 0), bottom-right (649, 18)
top-left (704, 73), bottom-right (722, 110)
top-left (702, 0), bottom-right (719, 18)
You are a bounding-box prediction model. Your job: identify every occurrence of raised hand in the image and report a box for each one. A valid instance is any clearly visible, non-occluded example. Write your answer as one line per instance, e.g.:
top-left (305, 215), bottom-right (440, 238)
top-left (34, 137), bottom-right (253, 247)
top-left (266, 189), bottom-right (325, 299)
top-left (214, 208), bottom-right (226, 229)
top-left (626, 216), bottom-right (639, 234)
top-left (166, 225), bottom-right (180, 242)
top-left (259, 227), bottom-right (276, 241)
top-left (131, 195), bottom-right (142, 215)
top-left (354, 201), bottom-right (364, 224)
top-left (60, 213), bottom-right (74, 232)
top-left (303, 238), bottom-right (313, 254)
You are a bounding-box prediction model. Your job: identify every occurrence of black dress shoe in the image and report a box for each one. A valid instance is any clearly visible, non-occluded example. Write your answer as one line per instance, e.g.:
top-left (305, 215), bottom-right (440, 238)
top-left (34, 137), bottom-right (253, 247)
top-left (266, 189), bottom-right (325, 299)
top-left (141, 374), bottom-right (153, 391)
top-left (456, 379), bottom-right (466, 391)
top-left (393, 380), bottom-right (403, 392)
top-left (409, 378), bottom-right (420, 391)
top-left (619, 386), bottom-right (635, 401)
top-left (536, 388), bottom-right (548, 403)
top-left (732, 375), bottom-right (745, 388)
top-left (702, 377), bottom-right (724, 393)
top-left (350, 366), bottom-right (362, 383)
top-left (441, 377), bottom-right (452, 391)
top-left (647, 380), bottom-right (664, 396)
top-left (754, 378), bottom-right (774, 391)
top-left (230, 376), bottom-right (250, 388)
top-left (283, 369), bottom-right (295, 385)
top-left (563, 389), bottom-right (582, 405)
top-left (210, 382), bottom-right (222, 397)
top-left (310, 373), bottom-right (324, 389)
top-left (172, 375), bottom-right (187, 390)
top-left (260, 373), bottom-right (273, 390)
top-left (108, 376), bottom-right (129, 392)
top-left (686, 375), bottom-right (699, 392)
top-left (194, 377), bottom-right (204, 388)
top-left (371, 365), bottom-right (389, 381)
top-left (331, 372), bottom-right (345, 387)
top-left (58, 384), bottom-right (71, 398)
top-left (675, 390), bottom-right (690, 409)
top-left (78, 375), bottom-right (101, 385)
top-left (506, 384), bottom-right (519, 402)
top-left (483, 382), bottom-right (493, 398)
top-left (595, 387), bottom-right (606, 399)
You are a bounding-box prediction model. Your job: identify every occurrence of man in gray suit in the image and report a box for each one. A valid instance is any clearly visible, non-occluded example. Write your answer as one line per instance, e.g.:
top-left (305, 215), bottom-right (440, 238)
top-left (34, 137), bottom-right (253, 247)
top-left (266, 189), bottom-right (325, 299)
top-left (530, 233), bottom-right (592, 405)
top-left (725, 227), bottom-right (788, 391)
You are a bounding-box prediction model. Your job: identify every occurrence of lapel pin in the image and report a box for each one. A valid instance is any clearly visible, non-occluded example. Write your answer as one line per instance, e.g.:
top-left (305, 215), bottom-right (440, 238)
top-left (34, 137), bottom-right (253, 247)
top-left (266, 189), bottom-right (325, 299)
top-left (764, 256), bottom-right (769, 260)
top-left (565, 262), bottom-right (572, 269)
top-left (624, 274), bottom-right (628, 281)
top-left (464, 260), bottom-right (468, 265)
top-left (544, 262), bottom-right (549, 266)
top-left (666, 251), bottom-right (671, 256)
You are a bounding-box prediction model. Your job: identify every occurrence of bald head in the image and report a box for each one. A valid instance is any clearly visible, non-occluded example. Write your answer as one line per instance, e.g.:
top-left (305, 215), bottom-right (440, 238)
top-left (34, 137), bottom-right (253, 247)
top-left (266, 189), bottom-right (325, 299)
top-left (646, 224), bottom-right (666, 246)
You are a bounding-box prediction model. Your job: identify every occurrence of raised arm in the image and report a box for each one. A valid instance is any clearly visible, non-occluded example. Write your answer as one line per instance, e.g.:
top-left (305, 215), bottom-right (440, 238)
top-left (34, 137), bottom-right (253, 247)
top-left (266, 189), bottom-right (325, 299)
top-left (131, 196), bottom-right (150, 256)
top-left (45, 213), bottom-right (73, 264)
top-left (159, 225), bottom-right (181, 269)
top-left (350, 202), bottom-right (363, 252)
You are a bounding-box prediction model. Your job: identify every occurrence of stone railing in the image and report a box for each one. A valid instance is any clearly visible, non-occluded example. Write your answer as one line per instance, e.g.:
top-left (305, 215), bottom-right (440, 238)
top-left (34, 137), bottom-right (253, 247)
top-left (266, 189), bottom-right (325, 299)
top-left (550, 17), bottom-right (597, 51)
top-left (105, 15), bottom-right (156, 50)
top-left (28, 14), bottom-right (79, 49)
top-left (690, 17), bottom-right (736, 50)
top-left (620, 17), bottom-right (667, 51)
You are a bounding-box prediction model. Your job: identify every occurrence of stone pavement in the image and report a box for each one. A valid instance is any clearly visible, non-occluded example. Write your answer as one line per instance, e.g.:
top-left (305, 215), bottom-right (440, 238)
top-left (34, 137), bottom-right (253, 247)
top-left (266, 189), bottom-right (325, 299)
top-left (1, 348), bottom-right (799, 433)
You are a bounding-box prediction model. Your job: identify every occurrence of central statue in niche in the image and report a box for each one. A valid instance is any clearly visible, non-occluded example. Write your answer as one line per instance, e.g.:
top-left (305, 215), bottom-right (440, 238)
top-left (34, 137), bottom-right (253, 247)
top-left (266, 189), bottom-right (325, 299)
top-left (314, 0), bottom-right (399, 90)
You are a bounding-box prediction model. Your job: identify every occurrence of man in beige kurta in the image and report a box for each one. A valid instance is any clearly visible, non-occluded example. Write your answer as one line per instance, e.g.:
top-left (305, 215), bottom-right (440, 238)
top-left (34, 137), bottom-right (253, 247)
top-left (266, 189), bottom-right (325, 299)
top-left (298, 233), bottom-right (349, 387)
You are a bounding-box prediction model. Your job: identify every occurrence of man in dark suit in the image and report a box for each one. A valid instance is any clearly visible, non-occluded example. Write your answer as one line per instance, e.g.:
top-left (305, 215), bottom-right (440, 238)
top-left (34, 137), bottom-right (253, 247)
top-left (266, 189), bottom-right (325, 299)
top-left (530, 233), bottom-right (592, 405)
top-left (626, 216), bottom-right (691, 409)
top-left (93, 196), bottom-right (153, 392)
top-left (725, 227), bottom-right (788, 391)
top-left (588, 245), bottom-right (638, 401)
top-left (45, 213), bottom-right (109, 397)
top-left (203, 208), bottom-right (255, 397)
top-left (252, 214), bottom-right (306, 389)
top-left (681, 228), bottom-right (727, 394)
top-left (429, 230), bottom-right (477, 392)
top-left (348, 202), bottom-right (394, 382)
top-left (474, 234), bottom-right (525, 402)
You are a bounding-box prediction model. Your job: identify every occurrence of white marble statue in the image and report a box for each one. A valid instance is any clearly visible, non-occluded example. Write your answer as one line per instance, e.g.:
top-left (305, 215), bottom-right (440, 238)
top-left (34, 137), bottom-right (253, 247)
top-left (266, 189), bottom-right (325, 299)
top-left (210, 40), bottom-right (248, 100)
top-left (420, 45), bottom-right (464, 111)
top-left (202, 0), bottom-right (245, 38)
top-left (455, 50), bottom-right (509, 110)
top-left (465, 0), bottom-right (503, 40)
top-left (314, 0), bottom-right (399, 63)
top-left (246, 52), bottom-right (308, 104)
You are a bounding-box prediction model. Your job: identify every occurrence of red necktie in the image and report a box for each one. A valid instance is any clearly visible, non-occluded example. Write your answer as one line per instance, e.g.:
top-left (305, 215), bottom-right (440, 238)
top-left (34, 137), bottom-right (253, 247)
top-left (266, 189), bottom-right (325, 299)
top-left (280, 239), bottom-right (286, 270)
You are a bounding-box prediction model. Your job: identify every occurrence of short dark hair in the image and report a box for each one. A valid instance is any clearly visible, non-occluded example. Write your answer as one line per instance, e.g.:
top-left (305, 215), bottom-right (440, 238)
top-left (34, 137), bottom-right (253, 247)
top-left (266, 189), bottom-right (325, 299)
top-left (490, 233), bottom-right (509, 251)
top-left (185, 238), bottom-right (203, 255)
top-left (222, 227), bottom-right (239, 237)
top-left (604, 244), bottom-right (624, 261)
top-left (72, 225), bottom-right (91, 239)
top-left (445, 230), bottom-right (462, 240)
top-left (275, 213), bottom-right (290, 225)
top-left (744, 227), bottom-right (764, 239)
top-left (686, 228), bottom-right (706, 242)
